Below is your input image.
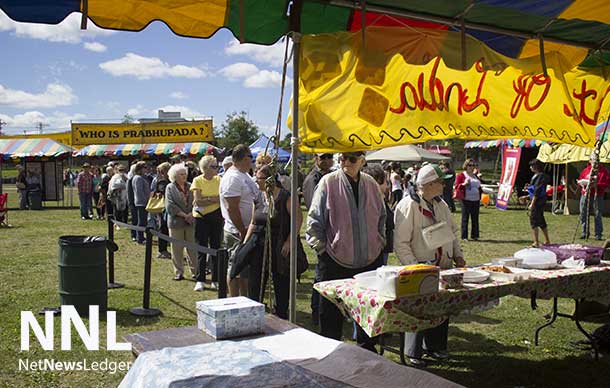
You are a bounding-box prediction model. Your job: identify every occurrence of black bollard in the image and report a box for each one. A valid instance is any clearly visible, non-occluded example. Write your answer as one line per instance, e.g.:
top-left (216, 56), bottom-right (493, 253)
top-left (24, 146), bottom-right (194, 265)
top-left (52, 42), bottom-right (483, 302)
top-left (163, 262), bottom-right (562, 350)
top-left (217, 249), bottom-right (228, 298)
top-left (107, 214), bottom-right (124, 289)
top-left (130, 227), bottom-right (161, 317)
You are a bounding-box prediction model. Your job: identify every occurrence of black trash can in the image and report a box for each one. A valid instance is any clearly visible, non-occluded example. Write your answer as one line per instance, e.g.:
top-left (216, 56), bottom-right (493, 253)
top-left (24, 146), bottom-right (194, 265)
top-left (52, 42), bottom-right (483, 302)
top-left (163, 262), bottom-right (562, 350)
top-left (28, 190), bottom-right (43, 210)
top-left (58, 236), bottom-right (108, 315)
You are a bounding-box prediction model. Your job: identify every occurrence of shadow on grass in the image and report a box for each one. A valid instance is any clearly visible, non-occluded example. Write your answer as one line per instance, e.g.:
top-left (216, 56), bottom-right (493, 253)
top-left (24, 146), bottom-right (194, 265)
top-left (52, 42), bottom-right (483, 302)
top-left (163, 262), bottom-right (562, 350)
top-left (452, 314), bottom-right (502, 325)
top-left (470, 239), bottom-right (532, 244)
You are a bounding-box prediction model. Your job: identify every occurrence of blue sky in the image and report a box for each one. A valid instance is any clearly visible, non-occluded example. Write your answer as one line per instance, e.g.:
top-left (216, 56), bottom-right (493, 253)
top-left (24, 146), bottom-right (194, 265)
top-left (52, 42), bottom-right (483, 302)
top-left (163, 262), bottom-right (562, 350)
top-left (0, 11), bottom-right (292, 138)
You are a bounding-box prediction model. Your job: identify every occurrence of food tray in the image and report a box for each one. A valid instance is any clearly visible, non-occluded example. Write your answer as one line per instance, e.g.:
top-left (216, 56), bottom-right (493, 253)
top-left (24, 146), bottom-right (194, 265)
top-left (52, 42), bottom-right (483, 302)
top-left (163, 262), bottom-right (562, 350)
top-left (480, 266), bottom-right (533, 282)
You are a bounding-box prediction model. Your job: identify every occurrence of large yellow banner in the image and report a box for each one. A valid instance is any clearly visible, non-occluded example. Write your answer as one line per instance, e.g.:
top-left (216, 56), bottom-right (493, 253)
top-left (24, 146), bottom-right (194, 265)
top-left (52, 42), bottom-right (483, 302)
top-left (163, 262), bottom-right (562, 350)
top-left (295, 27), bottom-right (610, 153)
top-left (71, 120), bottom-right (214, 146)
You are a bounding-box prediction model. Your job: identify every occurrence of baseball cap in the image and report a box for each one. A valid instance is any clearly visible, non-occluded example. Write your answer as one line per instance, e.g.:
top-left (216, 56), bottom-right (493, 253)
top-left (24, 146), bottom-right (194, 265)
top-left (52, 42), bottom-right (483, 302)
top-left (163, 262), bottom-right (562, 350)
top-left (317, 153), bottom-right (333, 158)
top-left (222, 156), bottom-right (233, 166)
top-left (82, 162), bottom-right (91, 168)
top-left (416, 164), bottom-right (451, 185)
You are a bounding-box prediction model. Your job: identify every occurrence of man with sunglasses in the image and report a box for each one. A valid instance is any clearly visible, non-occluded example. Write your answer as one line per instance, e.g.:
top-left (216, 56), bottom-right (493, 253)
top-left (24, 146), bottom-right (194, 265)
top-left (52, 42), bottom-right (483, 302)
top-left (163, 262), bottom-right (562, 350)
top-left (302, 152), bottom-right (334, 325)
top-left (307, 151), bottom-right (386, 352)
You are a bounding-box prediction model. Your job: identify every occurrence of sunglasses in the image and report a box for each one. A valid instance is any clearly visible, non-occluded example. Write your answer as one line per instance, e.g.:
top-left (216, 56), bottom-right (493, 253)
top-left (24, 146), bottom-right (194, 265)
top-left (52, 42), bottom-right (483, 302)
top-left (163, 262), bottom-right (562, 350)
top-left (210, 165), bottom-right (219, 169)
top-left (246, 154), bottom-right (253, 159)
top-left (319, 154), bottom-right (333, 160)
top-left (468, 163), bottom-right (478, 167)
top-left (340, 154), bottom-right (362, 163)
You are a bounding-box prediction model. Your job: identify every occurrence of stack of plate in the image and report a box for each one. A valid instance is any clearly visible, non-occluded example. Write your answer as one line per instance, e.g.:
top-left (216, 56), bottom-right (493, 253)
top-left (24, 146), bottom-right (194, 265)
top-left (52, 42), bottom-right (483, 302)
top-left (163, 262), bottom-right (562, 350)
top-left (462, 269), bottom-right (490, 283)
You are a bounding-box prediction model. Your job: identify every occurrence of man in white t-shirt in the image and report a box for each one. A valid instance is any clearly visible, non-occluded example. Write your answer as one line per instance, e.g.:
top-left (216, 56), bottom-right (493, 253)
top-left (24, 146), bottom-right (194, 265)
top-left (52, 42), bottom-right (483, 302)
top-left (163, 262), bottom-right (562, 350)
top-left (219, 144), bottom-right (260, 296)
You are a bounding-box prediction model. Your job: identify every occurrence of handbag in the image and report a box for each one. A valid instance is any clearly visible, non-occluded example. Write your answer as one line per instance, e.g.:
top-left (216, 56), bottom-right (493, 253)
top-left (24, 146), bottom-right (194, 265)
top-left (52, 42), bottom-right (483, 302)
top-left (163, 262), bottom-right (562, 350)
top-left (16, 182), bottom-right (26, 190)
top-left (452, 185), bottom-right (465, 200)
top-left (145, 195), bottom-right (164, 213)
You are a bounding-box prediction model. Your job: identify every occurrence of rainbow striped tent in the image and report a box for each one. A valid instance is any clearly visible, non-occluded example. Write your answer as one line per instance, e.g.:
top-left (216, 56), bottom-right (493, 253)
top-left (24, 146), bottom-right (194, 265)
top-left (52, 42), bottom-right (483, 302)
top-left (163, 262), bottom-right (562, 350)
top-left (1, 1), bottom-right (609, 66)
top-left (0, 138), bottom-right (73, 160)
top-left (74, 142), bottom-right (218, 157)
top-left (464, 139), bottom-right (548, 149)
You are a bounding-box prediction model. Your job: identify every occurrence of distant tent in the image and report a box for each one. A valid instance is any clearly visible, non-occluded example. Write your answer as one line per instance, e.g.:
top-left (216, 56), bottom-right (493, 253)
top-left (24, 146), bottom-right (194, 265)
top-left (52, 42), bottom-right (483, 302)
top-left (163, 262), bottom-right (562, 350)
top-left (249, 135), bottom-right (290, 163)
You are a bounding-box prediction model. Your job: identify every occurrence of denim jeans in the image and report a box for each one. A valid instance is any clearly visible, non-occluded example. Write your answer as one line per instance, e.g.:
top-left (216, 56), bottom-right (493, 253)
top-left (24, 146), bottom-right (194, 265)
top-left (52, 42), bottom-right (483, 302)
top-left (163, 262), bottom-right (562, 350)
top-left (79, 192), bottom-right (92, 218)
top-left (135, 206), bottom-right (147, 243)
top-left (580, 195), bottom-right (604, 238)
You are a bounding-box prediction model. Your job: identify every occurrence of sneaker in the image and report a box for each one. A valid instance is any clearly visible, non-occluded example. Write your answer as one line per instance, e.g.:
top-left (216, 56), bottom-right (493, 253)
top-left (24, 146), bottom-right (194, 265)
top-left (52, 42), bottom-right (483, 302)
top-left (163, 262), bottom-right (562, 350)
top-left (193, 282), bottom-right (204, 291)
top-left (425, 350), bottom-right (450, 360)
top-left (407, 357), bottom-right (427, 367)
top-left (596, 235), bottom-right (603, 241)
top-left (210, 282), bottom-right (218, 290)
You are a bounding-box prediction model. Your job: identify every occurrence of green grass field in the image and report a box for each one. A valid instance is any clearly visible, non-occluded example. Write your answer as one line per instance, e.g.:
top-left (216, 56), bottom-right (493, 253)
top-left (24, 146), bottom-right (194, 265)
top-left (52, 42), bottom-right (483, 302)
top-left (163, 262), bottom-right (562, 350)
top-left (1, 192), bottom-right (610, 387)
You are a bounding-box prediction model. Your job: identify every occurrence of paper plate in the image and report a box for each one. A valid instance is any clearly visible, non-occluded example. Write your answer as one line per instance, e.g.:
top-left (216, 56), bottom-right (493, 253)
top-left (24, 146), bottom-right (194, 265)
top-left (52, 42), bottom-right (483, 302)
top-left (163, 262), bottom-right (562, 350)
top-left (520, 256), bottom-right (558, 269)
top-left (462, 269), bottom-right (490, 283)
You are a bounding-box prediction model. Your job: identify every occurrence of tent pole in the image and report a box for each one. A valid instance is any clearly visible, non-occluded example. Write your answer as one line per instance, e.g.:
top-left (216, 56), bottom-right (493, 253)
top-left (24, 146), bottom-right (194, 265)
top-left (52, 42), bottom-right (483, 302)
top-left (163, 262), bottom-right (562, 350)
top-left (289, 1), bottom-right (303, 324)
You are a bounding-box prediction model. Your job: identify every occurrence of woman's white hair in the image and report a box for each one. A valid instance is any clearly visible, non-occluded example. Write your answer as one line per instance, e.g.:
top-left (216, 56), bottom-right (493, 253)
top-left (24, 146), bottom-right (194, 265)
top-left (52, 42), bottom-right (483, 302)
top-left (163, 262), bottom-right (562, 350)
top-left (198, 155), bottom-right (216, 172)
top-left (168, 163), bottom-right (188, 183)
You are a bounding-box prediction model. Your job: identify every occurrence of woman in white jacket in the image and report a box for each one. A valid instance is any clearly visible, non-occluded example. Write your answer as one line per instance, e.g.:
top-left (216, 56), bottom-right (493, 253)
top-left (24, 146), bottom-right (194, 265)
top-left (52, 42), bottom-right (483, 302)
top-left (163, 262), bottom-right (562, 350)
top-left (393, 164), bottom-right (465, 367)
top-left (108, 164), bottom-right (129, 224)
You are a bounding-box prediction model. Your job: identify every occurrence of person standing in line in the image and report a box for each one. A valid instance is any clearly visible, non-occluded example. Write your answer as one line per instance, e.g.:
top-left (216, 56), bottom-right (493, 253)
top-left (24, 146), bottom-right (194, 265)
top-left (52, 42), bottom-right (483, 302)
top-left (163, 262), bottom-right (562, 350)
top-left (454, 158), bottom-right (482, 241)
top-left (127, 163), bottom-right (138, 241)
top-left (220, 156), bottom-right (232, 177)
top-left (527, 160), bottom-right (551, 247)
top-left (152, 162), bottom-right (171, 259)
top-left (219, 144), bottom-right (259, 297)
top-left (132, 161), bottom-right (151, 245)
top-left (76, 163), bottom-right (93, 220)
top-left (439, 161), bottom-right (456, 212)
top-left (363, 164), bottom-right (394, 265)
top-left (92, 166), bottom-right (104, 220)
top-left (301, 152), bottom-right (334, 325)
top-left (577, 154), bottom-right (610, 240)
top-left (165, 163), bottom-right (198, 281)
top-left (191, 156), bottom-right (223, 291)
top-left (108, 164), bottom-right (129, 224)
top-left (100, 166), bottom-right (114, 218)
top-left (390, 162), bottom-right (404, 206)
top-left (307, 151), bottom-right (386, 352)
top-left (15, 164), bottom-right (28, 210)
top-left (394, 164), bottom-right (465, 367)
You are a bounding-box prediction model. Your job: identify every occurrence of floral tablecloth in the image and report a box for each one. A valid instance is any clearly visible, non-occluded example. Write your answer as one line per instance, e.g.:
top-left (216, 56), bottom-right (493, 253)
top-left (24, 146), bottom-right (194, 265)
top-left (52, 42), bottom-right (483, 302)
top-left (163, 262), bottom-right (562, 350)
top-left (314, 265), bottom-right (610, 337)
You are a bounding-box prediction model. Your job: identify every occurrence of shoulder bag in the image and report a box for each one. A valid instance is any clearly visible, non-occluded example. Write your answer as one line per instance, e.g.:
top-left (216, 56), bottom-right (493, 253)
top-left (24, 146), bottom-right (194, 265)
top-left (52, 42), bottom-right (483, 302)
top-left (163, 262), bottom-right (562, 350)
top-left (145, 194), bottom-right (165, 214)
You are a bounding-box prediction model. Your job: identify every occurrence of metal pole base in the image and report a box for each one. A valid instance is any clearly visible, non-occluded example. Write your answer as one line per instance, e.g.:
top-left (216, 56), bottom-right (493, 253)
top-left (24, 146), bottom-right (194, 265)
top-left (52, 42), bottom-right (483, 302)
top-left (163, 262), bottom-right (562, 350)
top-left (129, 307), bottom-right (161, 317)
top-left (108, 282), bottom-right (125, 289)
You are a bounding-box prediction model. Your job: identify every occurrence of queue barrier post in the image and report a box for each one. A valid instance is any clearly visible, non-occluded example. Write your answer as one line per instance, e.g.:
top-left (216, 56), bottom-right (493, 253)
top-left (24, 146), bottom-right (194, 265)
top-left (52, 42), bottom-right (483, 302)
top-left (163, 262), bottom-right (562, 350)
top-left (107, 214), bottom-right (124, 289)
top-left (130, 227), bottom-right (161, 317)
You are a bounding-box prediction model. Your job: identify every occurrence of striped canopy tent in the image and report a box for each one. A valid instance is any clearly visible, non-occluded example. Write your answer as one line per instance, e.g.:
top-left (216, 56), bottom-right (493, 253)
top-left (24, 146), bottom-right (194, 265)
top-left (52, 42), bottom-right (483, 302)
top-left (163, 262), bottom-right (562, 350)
top-left (1, 1), bottom-right (609, 67)
top-left (0, 138), bottom-right (73, 160)
top-left (464, 139), bottom-right (548, 149)
top-left (74, 142), bottom-right (218, 157)
top-left (6, 0), bottom-right (610, 322)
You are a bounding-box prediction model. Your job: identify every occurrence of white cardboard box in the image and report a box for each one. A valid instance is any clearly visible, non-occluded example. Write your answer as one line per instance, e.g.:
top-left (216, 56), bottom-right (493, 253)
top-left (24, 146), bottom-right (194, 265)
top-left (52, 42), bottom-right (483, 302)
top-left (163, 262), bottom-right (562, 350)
top-left (196, 296), bottom-right (265, 339)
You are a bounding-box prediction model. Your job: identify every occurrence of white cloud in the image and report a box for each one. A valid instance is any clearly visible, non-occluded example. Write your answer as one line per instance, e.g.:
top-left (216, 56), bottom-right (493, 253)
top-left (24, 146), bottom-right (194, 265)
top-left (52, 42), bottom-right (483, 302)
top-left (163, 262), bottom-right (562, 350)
top-left (127, 105), bottom-right (147, 117)
top-left (219, 63), bottom-right (259, 81)
top-left (0, 12), bottom-right (113, 44)
top-left (244, 70), bottom-right (284, 88)
top-left (219, 63), bottom-right (288, 88)
top-left (0, 82), bottom-right (77, 109)
top-left (170, 91), bottom-right (188, 100)
top-left (99, 53), bottom-right (206, 80)
top-left (225, 39), bottom-right (290, 68)
top-left (0, 111), bottom-right (86, 133)
top-left (84, 42), bottom-right (107, 52)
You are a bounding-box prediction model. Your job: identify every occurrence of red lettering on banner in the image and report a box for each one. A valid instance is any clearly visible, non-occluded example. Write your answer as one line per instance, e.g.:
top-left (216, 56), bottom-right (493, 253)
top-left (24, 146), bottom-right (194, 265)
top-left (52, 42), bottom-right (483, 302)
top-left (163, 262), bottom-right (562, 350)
top-left (390, 58), bottom-right (490, 116)
top-left (564, 80), bottom-right (610, 126)
top-left (510, 74), bottom-right (550, 118)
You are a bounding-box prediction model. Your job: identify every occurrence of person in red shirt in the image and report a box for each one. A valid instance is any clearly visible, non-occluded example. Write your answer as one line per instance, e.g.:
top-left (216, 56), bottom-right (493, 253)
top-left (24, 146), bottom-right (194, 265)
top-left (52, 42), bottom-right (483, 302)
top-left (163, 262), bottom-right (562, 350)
top-left (76, 163), bottom-right (94, 220)
top-left (577, 156), bottom-right (610, 240)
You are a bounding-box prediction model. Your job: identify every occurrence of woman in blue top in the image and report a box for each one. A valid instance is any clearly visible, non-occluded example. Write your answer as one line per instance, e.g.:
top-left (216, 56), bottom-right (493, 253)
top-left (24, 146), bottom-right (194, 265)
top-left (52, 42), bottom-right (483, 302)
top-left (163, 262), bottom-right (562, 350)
top-left (454, 158), bottom-right (482, 241)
